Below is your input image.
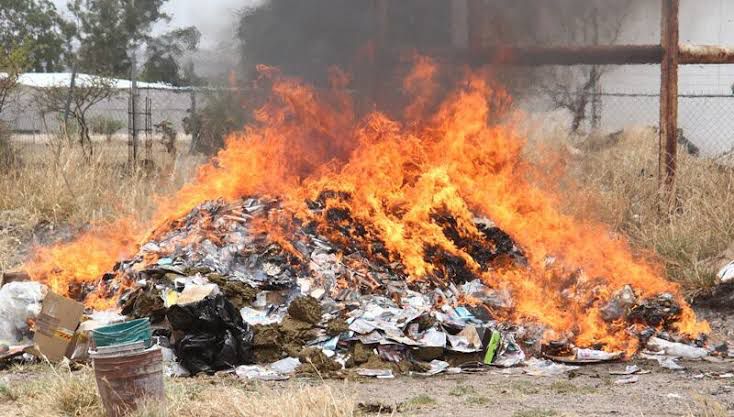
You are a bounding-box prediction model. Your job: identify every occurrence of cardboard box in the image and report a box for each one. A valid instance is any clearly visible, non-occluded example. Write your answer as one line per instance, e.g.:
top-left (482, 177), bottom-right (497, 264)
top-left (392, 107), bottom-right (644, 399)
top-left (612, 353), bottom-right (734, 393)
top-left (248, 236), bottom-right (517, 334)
top-left (33, 293), bottom-right (85, 362)
top-left (0, 271), bottom-right (31, 287)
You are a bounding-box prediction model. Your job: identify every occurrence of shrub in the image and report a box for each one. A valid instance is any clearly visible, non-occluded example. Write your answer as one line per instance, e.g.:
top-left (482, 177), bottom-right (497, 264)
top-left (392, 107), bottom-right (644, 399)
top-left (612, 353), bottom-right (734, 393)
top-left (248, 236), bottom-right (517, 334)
top-left (89, 116), bottom-right (125, 142)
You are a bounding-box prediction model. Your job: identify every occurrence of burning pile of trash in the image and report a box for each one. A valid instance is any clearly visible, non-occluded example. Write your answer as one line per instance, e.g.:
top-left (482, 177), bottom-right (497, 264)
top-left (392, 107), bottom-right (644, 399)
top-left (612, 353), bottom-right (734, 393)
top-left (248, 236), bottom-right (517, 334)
top-left (61, 193), bottom-right (707, 379)
top-left (9, 61), bottom-right (716, 380)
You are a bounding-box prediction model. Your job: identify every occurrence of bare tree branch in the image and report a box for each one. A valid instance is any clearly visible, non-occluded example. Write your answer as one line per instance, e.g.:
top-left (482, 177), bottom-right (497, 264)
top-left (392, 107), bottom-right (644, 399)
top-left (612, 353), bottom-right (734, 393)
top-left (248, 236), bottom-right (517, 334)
top-left (34, 74), bottom-right (118, 157)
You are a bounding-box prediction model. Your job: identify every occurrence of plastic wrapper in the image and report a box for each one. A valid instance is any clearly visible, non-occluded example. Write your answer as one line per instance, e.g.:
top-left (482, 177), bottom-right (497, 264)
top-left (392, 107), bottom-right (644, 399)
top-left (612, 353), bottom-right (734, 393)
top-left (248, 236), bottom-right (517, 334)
top-left (0, 282), bottom-right (45, 344)
top-left (167, 294), bottom-right (254, 375)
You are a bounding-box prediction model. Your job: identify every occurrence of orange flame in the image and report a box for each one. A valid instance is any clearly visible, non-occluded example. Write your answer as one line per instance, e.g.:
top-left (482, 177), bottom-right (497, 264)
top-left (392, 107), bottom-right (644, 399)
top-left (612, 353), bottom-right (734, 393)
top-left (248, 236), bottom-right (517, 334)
top-left (22, 58), bottom-right (708, 351)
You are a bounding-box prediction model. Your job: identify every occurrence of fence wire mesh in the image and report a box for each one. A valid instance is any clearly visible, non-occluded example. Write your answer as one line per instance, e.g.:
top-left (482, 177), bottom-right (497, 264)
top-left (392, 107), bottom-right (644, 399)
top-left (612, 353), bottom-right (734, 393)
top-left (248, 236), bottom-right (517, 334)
top-left (593, 93), bottom-right (734, 157)
top-left (4, 85), bottom-right (734, 159)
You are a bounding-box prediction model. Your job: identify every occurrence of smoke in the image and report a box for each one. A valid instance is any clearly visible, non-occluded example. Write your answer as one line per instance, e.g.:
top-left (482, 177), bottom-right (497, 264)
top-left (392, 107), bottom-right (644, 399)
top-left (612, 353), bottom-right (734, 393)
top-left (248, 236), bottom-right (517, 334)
top-left (233, 0), bottom-right (653, 98)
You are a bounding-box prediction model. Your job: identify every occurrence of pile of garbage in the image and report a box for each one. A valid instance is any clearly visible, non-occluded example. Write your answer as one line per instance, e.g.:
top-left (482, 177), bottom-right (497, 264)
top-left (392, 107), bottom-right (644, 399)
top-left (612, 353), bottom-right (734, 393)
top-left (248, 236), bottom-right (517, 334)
top-left (0, 196), bottom-right (724, 379)
top-left (41, 196), bottom-right (709, 379)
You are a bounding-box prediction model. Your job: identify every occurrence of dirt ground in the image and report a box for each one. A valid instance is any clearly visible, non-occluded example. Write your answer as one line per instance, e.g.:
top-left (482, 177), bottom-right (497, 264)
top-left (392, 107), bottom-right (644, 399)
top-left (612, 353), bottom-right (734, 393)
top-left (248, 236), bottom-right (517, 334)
top-left (3, 358), bottom-right (732, 417)
top-left (338, 358), bottom-right (734, 417)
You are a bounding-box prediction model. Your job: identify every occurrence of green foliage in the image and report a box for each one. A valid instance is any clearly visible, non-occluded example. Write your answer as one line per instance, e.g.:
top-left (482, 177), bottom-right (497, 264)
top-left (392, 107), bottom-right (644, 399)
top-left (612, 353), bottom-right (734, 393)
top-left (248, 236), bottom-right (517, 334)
top-left (89, 116), bottom-right (124, 141)
top-left (549, 380), bottom-right (597, 395)
top-left (398, 394), bottom-right (436, 411)
top-left (448, 384), bottom-right (477, 397)
top-left (69, 0), bottom-right (170, 76)
top-left (140, 27), bottom-right (201, 86)
top-left (0, 0), bottom-right (69, 72)
top-left (0, 44), bottom-right (30, 114)
top-left (155, 120), bottom-right (177, 154)
top-left (511, 410), bottom-right (558, 417)
top-left (186, 90), bottom-right (249, 155)
top-left (68, 0), bottom-right (199, 82)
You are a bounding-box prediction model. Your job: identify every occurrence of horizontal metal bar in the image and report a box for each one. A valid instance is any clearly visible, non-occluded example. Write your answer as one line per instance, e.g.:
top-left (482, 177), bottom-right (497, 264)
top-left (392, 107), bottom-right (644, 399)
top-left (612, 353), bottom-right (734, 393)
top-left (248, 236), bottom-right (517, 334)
top-left (451, 43), bottom-right (734, 66)
top-left (679, 44), bottom-right (734, 64)
top-left (461, 45), bottom-right (664, 66)
top-left (599, 92), bottom-right (734, 98)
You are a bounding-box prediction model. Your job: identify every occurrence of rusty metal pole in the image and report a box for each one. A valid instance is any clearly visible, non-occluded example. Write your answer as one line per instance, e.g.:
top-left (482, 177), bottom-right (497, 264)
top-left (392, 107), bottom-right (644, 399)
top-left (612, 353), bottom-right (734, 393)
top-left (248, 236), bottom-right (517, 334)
top-left (659, 0), bottom-right (679, 211)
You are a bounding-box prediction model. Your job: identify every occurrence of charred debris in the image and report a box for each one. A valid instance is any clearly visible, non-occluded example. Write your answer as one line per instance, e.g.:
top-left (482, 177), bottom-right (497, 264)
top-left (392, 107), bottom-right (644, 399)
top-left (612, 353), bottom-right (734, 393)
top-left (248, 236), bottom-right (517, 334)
top-left (45, 194), bottom-right (716, 377)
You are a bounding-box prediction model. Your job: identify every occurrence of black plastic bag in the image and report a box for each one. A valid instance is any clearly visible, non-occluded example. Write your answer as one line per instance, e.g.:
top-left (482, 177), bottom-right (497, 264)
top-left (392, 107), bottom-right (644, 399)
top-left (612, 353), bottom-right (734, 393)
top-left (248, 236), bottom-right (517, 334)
top-left (167, 294), bottom-right (254, 375)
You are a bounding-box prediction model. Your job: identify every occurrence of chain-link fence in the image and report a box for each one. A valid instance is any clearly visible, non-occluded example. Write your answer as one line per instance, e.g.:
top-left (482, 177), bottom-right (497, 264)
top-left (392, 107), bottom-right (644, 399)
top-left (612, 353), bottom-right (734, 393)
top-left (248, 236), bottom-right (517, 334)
top-left (591, 93), bottom-right (734, 157)
top-left (0, 87), bottom-right (195, 139)
top-left (4, 82), bottom-right (734, 159)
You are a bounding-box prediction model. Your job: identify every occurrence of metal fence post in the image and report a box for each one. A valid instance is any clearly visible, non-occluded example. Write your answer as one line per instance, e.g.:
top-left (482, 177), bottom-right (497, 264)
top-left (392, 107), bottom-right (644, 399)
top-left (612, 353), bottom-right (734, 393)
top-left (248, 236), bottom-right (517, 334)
top-left (188, 88), bottom-right (198, 154)
top-left (128, 47), bottom-right (140, 168)
top-left (659, 0), bottom-right (680, 209)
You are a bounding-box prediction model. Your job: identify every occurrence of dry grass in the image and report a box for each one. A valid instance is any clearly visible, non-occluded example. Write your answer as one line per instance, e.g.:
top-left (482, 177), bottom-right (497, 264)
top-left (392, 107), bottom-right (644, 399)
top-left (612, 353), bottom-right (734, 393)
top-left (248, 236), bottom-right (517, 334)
top-left (0, 135), bottom-right (204, 270)
top-left (1, 364), bottom-right (356, 417)
top-left (528, 126), bottom-right (734, 295)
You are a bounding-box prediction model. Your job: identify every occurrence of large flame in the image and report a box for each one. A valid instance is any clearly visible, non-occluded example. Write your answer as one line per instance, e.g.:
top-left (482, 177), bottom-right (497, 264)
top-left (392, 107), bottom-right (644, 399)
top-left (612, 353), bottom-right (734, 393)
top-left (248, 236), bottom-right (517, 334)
top-left (22, 59), bottom-right (708, 350)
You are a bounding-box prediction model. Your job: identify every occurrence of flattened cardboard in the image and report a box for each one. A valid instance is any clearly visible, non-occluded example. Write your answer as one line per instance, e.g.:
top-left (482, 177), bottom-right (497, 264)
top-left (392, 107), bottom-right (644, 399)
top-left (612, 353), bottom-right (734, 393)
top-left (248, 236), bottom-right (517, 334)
top-left (33, 293), bottom-right (84, 362)
top-left (0, 271), bottom-right (31, 287)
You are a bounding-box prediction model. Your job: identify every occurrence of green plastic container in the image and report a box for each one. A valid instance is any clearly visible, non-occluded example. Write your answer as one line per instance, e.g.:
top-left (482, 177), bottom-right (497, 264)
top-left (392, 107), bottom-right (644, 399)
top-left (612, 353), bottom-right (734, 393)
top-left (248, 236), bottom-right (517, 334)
top-left (91, 318), bottom-right (153, 348)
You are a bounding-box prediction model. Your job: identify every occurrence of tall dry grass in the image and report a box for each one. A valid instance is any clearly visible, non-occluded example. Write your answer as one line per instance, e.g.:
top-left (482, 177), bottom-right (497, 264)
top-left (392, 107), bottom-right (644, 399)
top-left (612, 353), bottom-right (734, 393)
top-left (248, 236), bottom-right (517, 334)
top-left (533, 126), bottom-right (734, 295)
top-left (0, 136), bottom-right (203, 224)
top-left (0, 135), bottom-right (204, 270)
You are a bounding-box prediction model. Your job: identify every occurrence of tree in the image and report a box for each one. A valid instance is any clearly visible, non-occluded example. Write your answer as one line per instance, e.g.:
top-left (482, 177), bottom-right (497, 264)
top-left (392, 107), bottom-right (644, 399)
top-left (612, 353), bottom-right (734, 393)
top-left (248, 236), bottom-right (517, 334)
top-left (0, 45), bottom-right (29, 115)
top-left (140, 27), bottom-right (201, 86)
top-left (0, 0), bottom-right (69, 72)
top-left (68, 0), bottom-right (169, 76)
top-left (35, 75), bottom-right (117, 157)
top-left (534, 1), bottom-right (633, 134)
top-left (68, 0), bottom-right (199, 83)
top-left (0, 45), bottom-right (29, 168)
top-left (90, 115), bottom-right (124, 142)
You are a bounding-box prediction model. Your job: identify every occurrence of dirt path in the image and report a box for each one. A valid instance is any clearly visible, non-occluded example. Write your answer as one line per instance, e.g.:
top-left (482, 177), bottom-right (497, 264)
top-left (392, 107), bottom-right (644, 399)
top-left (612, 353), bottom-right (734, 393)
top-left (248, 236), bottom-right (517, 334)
top-left (338, 359), bottom-right (734, 417)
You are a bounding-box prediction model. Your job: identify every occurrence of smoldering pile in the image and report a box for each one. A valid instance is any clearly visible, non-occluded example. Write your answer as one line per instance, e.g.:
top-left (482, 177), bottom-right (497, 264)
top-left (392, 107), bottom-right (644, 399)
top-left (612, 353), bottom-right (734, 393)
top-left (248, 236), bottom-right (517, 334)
top-left (92, 195), bottom-right (711, 379)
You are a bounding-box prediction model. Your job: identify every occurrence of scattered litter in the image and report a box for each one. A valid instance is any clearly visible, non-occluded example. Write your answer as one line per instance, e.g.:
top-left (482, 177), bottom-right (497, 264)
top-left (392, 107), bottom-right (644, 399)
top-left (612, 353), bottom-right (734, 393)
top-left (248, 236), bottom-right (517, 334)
top-left (609, 365), bottom-right (642, 375)
top-left (717, 260), bottom-right (734, 283)
top-left (493, 334), bottom-right (525, 368)
top-left (161, 347), bottom-right (190, 377)
top-left (524, 358), bottom-right (579, 377)
top-left (666, 393), bottom-right (683, 399)
top-left (415, 360), bottom-right (451, 376)
top-left (575, 348), bottom-right (623, 363)
top-left (646, 337), bottom-right (709, 360)
top-left (270, 357), bottom-right (301, 374)
top-left (641, 353), bottom-right (686, 370)
top-left (236, 365), bottom-right (289, 381)
top-left (614, 375), bottom-right (639, 385)
top-left (356, 368), bottom-right (394, 379)
top-left (0, 282), bottom-right (45, 344)
top-left (482, 329), bottom-right (501, 365)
